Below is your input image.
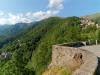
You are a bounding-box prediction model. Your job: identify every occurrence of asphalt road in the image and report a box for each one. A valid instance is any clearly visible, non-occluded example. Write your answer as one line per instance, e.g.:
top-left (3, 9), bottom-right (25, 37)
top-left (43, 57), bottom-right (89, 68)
top-left (80, 45), bottom-right (100, 57)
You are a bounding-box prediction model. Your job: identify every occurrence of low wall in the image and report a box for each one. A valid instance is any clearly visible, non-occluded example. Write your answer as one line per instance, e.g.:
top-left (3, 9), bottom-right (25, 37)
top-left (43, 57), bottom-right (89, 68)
top-left (49, 44), bottom-right (98, 75)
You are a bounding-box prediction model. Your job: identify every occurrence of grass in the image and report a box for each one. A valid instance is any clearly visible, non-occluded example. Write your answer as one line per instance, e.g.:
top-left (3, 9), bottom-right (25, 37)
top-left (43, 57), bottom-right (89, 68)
top-left (42, 67), bottom-right (72, 75)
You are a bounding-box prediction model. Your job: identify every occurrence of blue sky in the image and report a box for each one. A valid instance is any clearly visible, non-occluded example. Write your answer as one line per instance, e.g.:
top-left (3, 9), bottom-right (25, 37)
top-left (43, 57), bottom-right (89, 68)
top-left (63, 0), bottom-right (100, 17)
top-left (0, 0), bottom-right (100, 24)
top-left (0, 0), bottom-right (47, 13)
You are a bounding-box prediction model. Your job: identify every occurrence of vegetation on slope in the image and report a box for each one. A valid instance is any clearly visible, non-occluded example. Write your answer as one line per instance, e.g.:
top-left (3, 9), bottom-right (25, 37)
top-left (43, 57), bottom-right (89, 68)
top-left (31, 16), bottom-right (81, 75)
top-left (0, 16), bottom-right (99, 75)
top-left (42, 67), bottom-right (71, 75)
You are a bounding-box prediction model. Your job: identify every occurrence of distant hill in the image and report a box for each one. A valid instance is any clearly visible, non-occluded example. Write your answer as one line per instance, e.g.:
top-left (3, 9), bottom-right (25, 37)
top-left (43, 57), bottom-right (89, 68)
top-left (0, 23), bottom-right (33, 36)
top-left (0, 23), bottom-right (34, 48)
top-left (0, 25), bottom-right (11, 36)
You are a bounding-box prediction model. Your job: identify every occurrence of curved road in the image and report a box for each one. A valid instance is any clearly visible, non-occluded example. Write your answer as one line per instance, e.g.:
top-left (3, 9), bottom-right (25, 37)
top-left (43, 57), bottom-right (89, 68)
top-left (80, 45), bottom-right (100, 57)
top-left (80, 45), bottom-right (100, 75)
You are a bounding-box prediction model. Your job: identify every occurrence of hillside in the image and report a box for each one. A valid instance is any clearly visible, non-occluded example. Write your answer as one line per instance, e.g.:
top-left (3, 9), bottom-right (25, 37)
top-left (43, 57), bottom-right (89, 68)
top-left (0, 23), bottom-right (33, 36)
top-left (0, 16), bottom-right (99, 75)
top-left (0, 23), bottom-right (34, 48)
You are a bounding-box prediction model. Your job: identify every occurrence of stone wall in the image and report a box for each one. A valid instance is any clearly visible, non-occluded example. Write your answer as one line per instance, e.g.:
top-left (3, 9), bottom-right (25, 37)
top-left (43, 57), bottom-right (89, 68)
top-left (49, 44), bottom-right (98, 75)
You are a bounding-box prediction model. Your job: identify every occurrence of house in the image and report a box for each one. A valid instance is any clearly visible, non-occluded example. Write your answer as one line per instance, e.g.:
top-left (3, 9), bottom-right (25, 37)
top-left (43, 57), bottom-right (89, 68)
top-left (0, 52), bottom-right (11, 59)
top-left (80, 18), bottom-right (95, 26)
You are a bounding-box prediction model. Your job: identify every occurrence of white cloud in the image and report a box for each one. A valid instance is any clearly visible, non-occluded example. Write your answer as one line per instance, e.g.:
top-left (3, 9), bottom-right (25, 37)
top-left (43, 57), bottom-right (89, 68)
top-left (48, 0), bottom-right (64, 10)
top-left (0, 18), bottom-right (8, 25)
top-left (33, 10), bottom-right (59, 20)
top-left (0, 13), bottom-right (34, 25)
top-left (0, 0), bottom-right (64, 25)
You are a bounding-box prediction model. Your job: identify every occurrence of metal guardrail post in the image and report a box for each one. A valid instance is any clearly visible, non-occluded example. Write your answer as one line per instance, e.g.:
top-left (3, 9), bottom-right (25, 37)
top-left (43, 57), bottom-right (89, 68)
top-left (96, 40), bottom-right (98, 45)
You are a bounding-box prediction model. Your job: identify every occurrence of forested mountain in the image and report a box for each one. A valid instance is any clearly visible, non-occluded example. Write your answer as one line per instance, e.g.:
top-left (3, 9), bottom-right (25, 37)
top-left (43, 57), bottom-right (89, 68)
top-left (0, 23), bottom-right (33, 36)
top-left (0, 25), bottom-right (11, 36)
top-left (0, 23), bottom-right (34, 48)
top-left (0, 16), bottom-right (99, 75)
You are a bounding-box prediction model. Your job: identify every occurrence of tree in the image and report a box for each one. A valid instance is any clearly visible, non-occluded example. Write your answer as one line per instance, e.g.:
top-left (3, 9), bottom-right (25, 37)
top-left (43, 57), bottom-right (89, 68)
top-left (96, 29), bottom-right (100, 42)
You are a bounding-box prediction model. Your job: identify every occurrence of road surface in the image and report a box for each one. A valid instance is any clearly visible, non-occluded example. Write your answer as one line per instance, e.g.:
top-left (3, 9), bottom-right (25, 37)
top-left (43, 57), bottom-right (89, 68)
top-left (80, 45), bottom-right (100, 57)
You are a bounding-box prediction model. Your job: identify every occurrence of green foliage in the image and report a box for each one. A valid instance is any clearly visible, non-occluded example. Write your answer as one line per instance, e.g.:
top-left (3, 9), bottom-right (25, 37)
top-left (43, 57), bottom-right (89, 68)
top-left (43, 67), bottom-right (71, 75)
top-left (80, 25), bottom-right (97, 41)
top-left (0, 16), bottom-right (99, 75)
top-left (96, 29), bottom-right (100, 40)
top-left (0, 17), bottom-right (63, 75)
top-left (58, 68), bottom-right (71, 75)
top-left (31, 17), bottom-right (81, 75)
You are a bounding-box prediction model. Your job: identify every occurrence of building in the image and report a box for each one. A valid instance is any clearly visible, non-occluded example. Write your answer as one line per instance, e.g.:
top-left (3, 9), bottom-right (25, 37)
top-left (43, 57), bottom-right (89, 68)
top-left (80, 18), bottom-right (95, 26)
top-left (0, 52), bottom-right (11, 59)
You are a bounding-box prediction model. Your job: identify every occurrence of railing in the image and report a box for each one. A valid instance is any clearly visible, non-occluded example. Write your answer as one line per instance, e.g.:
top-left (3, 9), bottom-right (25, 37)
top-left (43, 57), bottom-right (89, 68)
top-left (87, 39), bottom-right (100, 45)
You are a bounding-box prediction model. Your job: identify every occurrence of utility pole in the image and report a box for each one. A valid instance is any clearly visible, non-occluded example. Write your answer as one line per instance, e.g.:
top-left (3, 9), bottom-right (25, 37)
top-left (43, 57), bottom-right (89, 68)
top-left (88, 40), bottom-right (90, 45)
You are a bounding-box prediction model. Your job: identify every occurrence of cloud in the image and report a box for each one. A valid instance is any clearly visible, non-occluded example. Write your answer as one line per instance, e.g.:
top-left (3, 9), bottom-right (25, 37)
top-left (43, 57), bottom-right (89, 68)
top-left (48, 0), bottom-right (64, 10)
top-left (0, 0), bottom-right (64, 25)
top-left (0, 18), bottom-right (8, 25)
top-left (0, 13), bottom-right (34, 25)
top-left (33, 10), bottom-right (59, 20)
top-left (32, 0), bottom-right (64, 21)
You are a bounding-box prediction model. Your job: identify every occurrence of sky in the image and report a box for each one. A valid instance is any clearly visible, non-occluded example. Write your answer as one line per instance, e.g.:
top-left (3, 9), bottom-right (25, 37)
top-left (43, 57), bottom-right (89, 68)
top-left (0, 0), bottom-right (100, 25)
